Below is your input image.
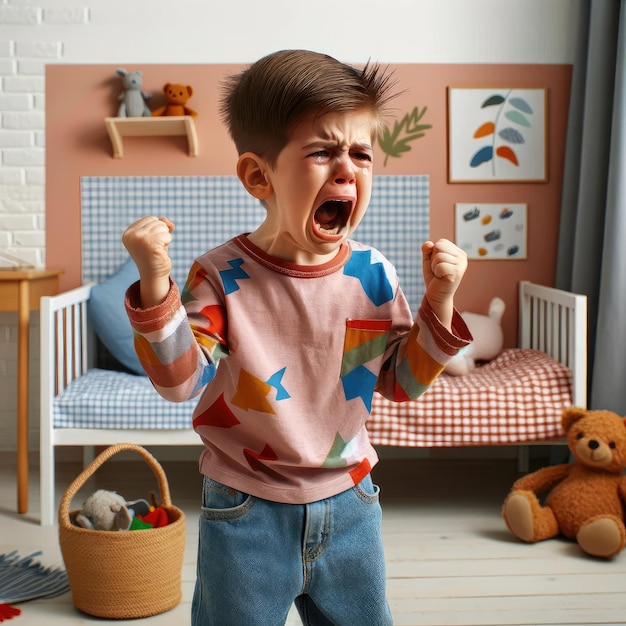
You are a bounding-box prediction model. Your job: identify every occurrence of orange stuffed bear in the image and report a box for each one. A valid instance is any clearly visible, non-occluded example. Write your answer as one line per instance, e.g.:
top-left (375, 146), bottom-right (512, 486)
top-left (502, 406), bottom-right (626, 558)
top-left (151, 83), bottom-right (197, 117)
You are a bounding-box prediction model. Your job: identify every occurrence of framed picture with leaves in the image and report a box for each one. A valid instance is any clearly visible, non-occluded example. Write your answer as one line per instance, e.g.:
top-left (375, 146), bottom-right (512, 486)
top-left (447, 87), bottom-right (547, 182)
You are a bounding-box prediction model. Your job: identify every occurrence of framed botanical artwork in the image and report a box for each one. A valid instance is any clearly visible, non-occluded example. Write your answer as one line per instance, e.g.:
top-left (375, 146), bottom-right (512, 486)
top-left (455, 203), bottom-right (527, 260)
top-left (448, 87), bottom-right (547, 182)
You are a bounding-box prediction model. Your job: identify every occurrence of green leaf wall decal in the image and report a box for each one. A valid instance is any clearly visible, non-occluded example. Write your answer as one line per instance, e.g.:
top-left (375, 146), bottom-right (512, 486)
top-left (378, 106), bottom-right (432, 166)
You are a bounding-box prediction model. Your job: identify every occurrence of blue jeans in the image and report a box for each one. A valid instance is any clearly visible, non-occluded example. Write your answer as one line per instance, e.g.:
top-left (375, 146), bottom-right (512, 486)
top-left (191, 474), bottom-right (393, 625)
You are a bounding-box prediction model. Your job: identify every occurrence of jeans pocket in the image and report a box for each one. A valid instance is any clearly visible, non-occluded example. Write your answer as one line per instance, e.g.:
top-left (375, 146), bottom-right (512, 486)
top-left (200, 476), bottom-right (255, 520)
top-left (352, 473), bottom-right (381, 505)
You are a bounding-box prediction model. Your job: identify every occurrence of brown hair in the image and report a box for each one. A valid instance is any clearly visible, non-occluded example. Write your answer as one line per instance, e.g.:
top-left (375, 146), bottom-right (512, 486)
top-left (220, 49), bottom-right (398, 166)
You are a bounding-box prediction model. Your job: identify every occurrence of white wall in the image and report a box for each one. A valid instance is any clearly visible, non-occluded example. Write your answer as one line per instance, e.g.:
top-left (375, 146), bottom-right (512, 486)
top-left (0, 0), bottom-right (586, 452)
top-left (9, 0), bottom-right (583, 65)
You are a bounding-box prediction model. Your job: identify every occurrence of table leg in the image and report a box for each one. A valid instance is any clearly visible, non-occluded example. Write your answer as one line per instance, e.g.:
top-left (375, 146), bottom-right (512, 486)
top-left (17, 279), bottom-right (29, 514)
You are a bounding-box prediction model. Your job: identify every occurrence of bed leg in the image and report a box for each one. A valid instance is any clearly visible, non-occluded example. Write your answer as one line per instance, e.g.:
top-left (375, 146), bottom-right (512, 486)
top-left (82, 446), bottom-right (95, 467)
top-left (517, 445), bottom-right (530, 473)
top-left (549, 444), bottom-right (570, 465)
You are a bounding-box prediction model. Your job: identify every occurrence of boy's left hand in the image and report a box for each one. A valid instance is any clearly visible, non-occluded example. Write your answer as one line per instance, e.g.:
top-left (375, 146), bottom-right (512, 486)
top-left (421, 239), bottom-right (468, 327)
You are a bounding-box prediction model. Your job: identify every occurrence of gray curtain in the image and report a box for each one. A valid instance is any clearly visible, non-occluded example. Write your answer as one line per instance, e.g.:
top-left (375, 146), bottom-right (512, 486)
top-left (557, 0), bottom-right (626, 413)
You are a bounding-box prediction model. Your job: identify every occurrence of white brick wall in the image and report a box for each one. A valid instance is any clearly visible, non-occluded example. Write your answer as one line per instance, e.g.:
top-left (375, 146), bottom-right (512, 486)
top-left (0, 28), bottom-right (64, 268)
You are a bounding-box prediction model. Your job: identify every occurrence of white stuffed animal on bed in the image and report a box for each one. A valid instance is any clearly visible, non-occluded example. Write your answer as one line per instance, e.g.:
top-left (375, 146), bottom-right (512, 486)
top-left (445, 297), bottom-right (505, 376)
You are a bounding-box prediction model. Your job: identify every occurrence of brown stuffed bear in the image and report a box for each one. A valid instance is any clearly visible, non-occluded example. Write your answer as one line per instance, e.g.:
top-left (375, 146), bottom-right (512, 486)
top-left (502, 406), bottom-right (626, 558)
top-left (151, 83), bottom-right (197, 117)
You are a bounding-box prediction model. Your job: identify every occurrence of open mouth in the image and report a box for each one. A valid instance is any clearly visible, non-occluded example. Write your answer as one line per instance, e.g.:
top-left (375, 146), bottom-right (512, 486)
top-left (314, 199), bottom-right (353, 238)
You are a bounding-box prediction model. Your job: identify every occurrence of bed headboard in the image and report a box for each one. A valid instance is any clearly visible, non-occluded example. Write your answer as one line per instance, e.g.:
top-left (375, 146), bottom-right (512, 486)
top-left (80, 175), bottom-right (430, 312)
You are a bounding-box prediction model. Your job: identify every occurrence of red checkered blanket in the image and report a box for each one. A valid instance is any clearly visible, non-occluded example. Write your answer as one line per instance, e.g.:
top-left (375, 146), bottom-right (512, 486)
top-left (367, 349), bottom-right (571, 447)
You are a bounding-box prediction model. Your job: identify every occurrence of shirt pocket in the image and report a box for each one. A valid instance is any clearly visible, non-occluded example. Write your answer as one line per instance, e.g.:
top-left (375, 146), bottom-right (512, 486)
top-left (340, 319), bottom-right (392, 410)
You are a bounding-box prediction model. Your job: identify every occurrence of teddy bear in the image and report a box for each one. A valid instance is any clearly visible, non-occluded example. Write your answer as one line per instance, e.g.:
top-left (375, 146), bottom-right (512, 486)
top-left (151, 83), bottom-right (197, 117)
top-left (75, 489), bottom-right (133, 531)
top-left (116, 68), bottom-right (152, 117)
top-left (444, 296), bottom-right (505, 376)
top-left (502, 406), bottom-right (626, 558)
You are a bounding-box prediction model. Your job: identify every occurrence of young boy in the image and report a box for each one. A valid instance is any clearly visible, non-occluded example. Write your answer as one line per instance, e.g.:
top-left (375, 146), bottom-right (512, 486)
top-left (123, 50), bottom-right (471, 625)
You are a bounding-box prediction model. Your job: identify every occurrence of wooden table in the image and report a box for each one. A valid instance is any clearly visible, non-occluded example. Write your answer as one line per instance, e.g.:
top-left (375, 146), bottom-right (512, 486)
top-left (0, 268), bottom-right (63, 514)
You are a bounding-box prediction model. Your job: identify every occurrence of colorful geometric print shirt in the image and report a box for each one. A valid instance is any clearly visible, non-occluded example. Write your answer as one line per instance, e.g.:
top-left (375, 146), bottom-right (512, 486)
top-left (125, 235), bottom-right (471, 504)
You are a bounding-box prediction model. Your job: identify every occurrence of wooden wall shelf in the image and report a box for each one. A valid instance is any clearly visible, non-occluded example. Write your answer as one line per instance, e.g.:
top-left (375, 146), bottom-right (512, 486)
top-left (104, 116), bottom-right (199, 158)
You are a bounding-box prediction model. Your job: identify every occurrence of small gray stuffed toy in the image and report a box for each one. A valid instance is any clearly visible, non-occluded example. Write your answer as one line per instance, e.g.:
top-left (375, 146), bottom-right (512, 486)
top-left (116, 68), bottom-right (152, 117)
top-left (75, 489), bottom-right (132, 531)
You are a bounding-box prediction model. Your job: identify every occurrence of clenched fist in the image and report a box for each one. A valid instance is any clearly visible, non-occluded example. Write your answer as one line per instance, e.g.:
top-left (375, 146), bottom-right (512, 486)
top-left (122, 216), bottom-right (175, 308)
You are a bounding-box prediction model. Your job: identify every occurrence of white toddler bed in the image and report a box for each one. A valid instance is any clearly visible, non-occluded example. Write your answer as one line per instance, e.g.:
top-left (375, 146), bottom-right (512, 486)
top-left (39, 280), bottom-right (587, 525)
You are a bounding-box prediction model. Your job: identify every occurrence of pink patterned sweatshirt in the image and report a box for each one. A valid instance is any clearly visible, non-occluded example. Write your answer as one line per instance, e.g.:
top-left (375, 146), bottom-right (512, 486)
top-left (126, 235), bottom-right (471, 504)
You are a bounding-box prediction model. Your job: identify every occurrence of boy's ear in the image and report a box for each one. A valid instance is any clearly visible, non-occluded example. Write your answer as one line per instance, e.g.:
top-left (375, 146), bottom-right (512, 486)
top-left (237, 152), bottom-right (273, 200)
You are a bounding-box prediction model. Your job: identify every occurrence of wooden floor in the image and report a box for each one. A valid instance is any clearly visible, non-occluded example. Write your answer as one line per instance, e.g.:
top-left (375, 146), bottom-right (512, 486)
top-left (1, 452), bottom-right (625, 625)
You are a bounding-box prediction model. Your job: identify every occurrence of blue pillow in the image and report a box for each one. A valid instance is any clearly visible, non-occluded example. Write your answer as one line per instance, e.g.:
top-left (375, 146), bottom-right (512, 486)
top-left (87, 258), bottom-right (145, 376)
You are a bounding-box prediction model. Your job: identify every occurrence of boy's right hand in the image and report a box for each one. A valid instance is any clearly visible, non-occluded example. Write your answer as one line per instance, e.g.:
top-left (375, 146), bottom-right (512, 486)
top-left (122, 216), bottom-right (175, 278)
top-left (122, 216), bottom-right (175, 307)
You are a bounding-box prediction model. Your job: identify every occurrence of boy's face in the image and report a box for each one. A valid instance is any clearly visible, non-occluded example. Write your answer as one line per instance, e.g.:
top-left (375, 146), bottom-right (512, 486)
top-left (259, 109), bottom-right (377, 265)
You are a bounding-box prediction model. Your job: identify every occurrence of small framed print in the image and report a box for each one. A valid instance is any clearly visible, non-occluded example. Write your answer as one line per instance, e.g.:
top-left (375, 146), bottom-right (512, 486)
top-left (448, 87), bottom-right (547, 182)
top-left (455, 203), bottom-right (527, 260)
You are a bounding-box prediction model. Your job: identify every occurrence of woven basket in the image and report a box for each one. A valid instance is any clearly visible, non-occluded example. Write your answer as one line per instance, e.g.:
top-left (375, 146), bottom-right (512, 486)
top-left (58, 443), bottom-right (186, 619)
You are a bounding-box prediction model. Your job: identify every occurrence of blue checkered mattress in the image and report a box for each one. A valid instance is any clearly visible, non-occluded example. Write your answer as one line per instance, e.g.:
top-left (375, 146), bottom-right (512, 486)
top-left (53, 369), bottom-right (199, 429)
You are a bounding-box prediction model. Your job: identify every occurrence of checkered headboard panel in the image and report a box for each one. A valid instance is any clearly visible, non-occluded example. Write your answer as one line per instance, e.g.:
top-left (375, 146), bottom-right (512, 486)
top-left (81, 175), bottom-right (429, 311)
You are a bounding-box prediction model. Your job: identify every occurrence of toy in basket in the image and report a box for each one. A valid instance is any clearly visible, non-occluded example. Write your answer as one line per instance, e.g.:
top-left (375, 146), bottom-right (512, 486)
top-left (58, 443), bottom-right (186, 619)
